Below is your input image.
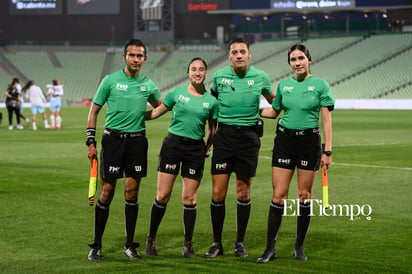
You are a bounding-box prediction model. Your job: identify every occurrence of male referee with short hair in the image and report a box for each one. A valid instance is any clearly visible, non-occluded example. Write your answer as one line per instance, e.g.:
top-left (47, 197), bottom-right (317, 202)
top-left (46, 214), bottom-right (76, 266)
top-left (86, 39), bottom-right (161, 261)
top-left (204, 37), bottom-right (275, 258)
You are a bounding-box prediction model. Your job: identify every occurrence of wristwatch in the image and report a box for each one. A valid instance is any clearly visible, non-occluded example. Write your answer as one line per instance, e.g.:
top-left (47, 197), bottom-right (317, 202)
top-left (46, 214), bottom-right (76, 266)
top-left (323, 150), bottom-right (332, 156)
top-left (86, 138), bottom-right (97, 147)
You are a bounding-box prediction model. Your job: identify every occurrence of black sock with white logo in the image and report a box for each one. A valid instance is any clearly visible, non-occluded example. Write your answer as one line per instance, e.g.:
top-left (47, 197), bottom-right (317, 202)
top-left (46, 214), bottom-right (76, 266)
top-left (236, 199), bottom-right (251, 243)
top-left (183, 204), bottom-right (197, 243)
top-left (94, 200), bottom-right (110, 249)
top-left (148, 199), bottom-right (167, 239)
top-left (296, 202), bottom-right (311, 247)
top-left (210, 200), bottom-right (225, 243)
top-left (125, 199), bottom-right (139, 247)
top-left (266, 202), bottom-right (284, 249)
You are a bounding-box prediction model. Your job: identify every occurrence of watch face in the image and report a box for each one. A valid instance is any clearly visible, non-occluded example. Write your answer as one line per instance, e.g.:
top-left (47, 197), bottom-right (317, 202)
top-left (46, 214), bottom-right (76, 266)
top-left (324, 151), bottom-right (332, 156)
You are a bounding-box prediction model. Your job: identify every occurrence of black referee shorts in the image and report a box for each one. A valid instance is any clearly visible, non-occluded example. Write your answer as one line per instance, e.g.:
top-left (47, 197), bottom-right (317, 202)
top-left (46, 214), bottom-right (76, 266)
top-left (100, 132), bottom-right (148, 180)
top-left (211, 124), bottom-right (260, 177)
top-left (272, 127), bottom-right (321, 171)
top-left (158, 133), bottom-right (206, 180)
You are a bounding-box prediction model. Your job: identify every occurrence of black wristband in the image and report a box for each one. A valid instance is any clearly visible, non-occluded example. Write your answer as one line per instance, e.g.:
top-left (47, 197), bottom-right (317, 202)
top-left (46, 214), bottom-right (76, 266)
top-left (323, 150), bottom-right (332, 156)
top-left (86, 138), bottom-right (97, 147)
top-left (86, 128), bottom-right (96, 139)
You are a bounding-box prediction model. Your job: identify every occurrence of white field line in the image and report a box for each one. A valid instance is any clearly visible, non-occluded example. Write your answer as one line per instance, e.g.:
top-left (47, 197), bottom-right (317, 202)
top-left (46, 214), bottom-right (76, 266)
top-left (261, 142), bottom-right (408, 151)
top-left (333, 142), bottom-right (407, 147)
top-left (259, 156), bottom-right (412, 171)
top-left (330, 162), bottom-right (412, 171)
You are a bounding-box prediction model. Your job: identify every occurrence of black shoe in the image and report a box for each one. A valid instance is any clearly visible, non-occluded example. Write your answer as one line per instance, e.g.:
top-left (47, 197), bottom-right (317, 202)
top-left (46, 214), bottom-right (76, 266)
top-left (204, 242), bottom-right (223, 258)
top-left (293, 245), bottom-right (308, 261)
top-left (256, 248), bottom-right (277, 263)
top-left (182, 241), bottom-right (195, 258)
top-left (234, 242), bottom-right (248, 258)
top-left (87, 243), bottom-right (101, 262)
top-left (124, 242), bottom-right (141, 259)
top-left (146, 237), bottom-right (158, 256)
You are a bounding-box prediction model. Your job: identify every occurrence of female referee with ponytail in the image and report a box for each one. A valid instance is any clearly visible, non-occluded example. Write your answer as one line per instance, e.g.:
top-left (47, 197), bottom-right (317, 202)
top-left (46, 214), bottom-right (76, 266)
top-left (144, 57), bottom-right (218, 258)
top-left (257, 44), bottom-right (335, 263)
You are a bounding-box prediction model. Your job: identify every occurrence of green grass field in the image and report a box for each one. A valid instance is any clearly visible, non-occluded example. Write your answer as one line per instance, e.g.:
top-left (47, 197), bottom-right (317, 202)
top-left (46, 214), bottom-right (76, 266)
top-left (0, 107), bottom-right (411, 274)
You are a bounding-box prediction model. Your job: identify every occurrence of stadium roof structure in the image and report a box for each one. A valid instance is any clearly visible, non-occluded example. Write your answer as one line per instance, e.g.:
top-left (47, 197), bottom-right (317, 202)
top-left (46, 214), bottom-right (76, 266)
top-left (206, 6), bottom-right (412, 16)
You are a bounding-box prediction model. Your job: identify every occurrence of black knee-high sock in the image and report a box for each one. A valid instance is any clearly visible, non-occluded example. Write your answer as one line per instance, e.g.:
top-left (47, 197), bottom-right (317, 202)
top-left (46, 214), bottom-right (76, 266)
top-left (236, 199), bottom-right (251, 243)
top-left (266, 202), bottom-right (284, 249)
top-left (125, 199), bottom-right (139, 247)
top-left (94, 200), bottom-right (110, 248)
top-left (183, 204), bottom-right (197, 243)
top-left (210, 200), bottom-right (225, 243)
top-left (296, 202), bottom-right (312, 247)
top-left (148, 200), bottom-right (167, 239)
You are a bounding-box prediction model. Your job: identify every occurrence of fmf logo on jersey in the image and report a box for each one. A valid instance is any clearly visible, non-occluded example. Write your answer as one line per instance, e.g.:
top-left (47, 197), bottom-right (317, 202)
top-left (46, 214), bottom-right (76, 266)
top-left (221, 78), bottom-right (233, 85)
top-left (117, 83), bottom-right (128, 91)
top-left (178, 95), bottom-right (190, 104)
top-left (140, 86), bottom-right (147, 92)
top-left (203, 102), bottom-right (209, 109)
top-left (283, 86), bottom-right (294, 92)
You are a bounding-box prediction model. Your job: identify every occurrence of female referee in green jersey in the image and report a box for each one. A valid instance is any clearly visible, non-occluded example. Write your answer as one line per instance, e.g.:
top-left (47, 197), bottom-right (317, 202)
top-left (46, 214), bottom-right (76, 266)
top-left (144, 57), bottom-right (218, 258)
top-left (257, 44), bottom-right (335, 263)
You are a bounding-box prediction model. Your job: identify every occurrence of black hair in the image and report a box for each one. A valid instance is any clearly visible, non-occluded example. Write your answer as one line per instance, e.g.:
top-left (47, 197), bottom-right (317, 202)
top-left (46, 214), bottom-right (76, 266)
top-left (22, 80), bottom-right (34, 92)
top-left (288, 44), bottom-right (312, 64)
top-left (228, 37), bottom-right (250, 50)
top-left (123, 39), bottom-right (147, 56)
top-left (10, 79), bottom-right (18, 88)
top-left (187, 57), bottom-right (208, 73)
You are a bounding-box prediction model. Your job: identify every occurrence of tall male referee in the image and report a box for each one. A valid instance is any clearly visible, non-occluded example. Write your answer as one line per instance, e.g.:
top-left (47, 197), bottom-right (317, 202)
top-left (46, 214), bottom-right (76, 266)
top-left (86, 39), bottom-right (161, 261)
top-left (204, 37), bottom-right (275, 258)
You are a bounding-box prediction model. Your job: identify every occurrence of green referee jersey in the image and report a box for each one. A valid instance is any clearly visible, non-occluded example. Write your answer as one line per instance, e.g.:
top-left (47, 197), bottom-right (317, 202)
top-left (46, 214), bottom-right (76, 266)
top-left (211, 65), bottom-right (272, 126)
top-left (273, 75), bottom-right (335, 130)
top-left (93, 70), bottom-right (161, 132)
top-left (163, 86), bottom-right (218, 140)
